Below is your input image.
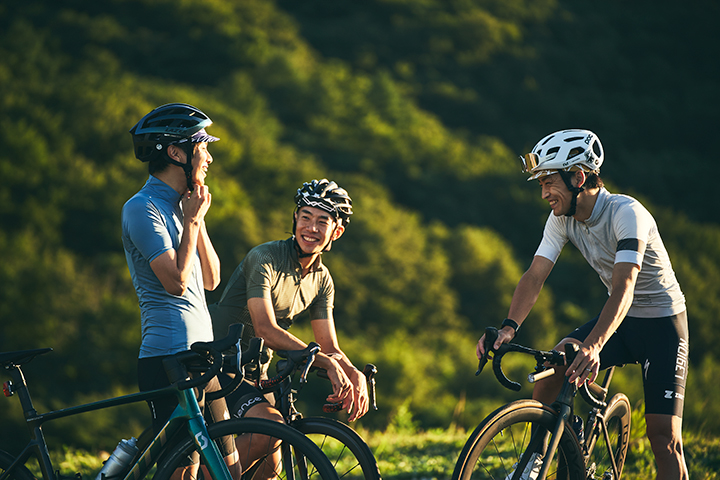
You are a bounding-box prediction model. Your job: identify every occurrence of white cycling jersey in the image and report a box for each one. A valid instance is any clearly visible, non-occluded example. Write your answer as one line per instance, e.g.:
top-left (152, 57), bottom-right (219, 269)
top-left (535, 188), bottom-right (685, 318)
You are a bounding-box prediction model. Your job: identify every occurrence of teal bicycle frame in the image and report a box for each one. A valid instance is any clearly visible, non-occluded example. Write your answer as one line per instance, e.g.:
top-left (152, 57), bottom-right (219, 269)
top-left (2, 359), bottom-right (231, 480)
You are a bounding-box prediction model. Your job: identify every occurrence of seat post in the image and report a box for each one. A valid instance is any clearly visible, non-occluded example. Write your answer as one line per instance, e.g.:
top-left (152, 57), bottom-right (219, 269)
top-left (7, 365), bottom-right (39, 419)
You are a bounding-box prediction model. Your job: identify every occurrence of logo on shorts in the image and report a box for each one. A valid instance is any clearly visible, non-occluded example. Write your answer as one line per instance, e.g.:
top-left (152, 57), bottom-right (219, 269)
top-left (235, 396), bottom-right (264, 418)
top-left (664, 390), bottom-right (684, 400)
top-left (675, 338), bottom-right (689, 382)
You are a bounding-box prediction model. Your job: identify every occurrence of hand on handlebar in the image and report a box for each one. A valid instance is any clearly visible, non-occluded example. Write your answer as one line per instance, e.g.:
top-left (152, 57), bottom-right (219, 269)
top-left (324, 359), bottom-right (359, 419)
top-left (476, 326), bottom-right (515, 358)
top-left (565, 341), bottom-right (601, 386)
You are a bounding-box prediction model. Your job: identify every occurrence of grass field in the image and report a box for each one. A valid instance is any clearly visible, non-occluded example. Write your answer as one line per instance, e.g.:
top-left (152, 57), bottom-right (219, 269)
top-left (26, 417), bottom-right (719, 480)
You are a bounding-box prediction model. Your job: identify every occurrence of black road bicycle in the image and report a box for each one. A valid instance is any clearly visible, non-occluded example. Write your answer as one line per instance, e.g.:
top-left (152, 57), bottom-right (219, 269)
top-left (452, 327), bottom-right (631, 480)
top-left (247, 343), bottom-right (381, 480)
top-left (0, 324), bottom-right (339, 480)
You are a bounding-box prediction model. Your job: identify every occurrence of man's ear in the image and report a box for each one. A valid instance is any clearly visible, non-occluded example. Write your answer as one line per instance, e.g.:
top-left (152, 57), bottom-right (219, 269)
top-left (332, 223), bottom-right (346, 241)
top-left (575, 170), bottom-right (587, 189)
top-left (166, 144), bottom-right (187, 164)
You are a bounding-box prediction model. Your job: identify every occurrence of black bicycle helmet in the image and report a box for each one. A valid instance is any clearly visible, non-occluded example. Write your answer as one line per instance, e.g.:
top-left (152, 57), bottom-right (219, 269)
top-left (292, 179), bottom-right (353, 257)
top-left (129, 103), bottom-right (218, 162)
top-left (294, 179), bottom-right (353, 226)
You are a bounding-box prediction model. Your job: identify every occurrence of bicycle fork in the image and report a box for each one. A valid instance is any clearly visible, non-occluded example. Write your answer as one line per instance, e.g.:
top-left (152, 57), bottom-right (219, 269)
top-left (522, 380), bottom-right (576, 480)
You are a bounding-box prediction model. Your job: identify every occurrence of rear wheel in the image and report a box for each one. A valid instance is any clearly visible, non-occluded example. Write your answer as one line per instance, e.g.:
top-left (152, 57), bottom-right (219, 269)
top-left (153, 418), bottom-right (339, 480)
top-left (452, 400), bottom-right (585, 480)
top-left (292, 417), bottom-right (381, 480)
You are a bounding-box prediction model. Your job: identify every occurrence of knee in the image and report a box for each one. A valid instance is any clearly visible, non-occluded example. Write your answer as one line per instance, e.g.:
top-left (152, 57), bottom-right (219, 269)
top-left (646, 416), bottom-right (683, 459)
top-left (248, 404), bottom-right (284, 423)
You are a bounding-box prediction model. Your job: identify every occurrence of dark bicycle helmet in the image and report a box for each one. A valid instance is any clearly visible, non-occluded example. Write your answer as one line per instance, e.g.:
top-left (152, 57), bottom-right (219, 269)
top-left (130, 103), bottom-right (219, 191)
top-left (294, 179), bottom-right (353, 226)
top-left (292, 179), bottom-right (353, 257)
top-left (129, 103), bottom-right (219, 162)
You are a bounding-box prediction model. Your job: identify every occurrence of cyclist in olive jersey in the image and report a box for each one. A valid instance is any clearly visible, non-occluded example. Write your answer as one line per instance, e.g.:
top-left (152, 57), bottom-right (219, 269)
top-left (477, 130), bottom-right (689, 480)
top-left (210, 179), bottom-right (369, 477)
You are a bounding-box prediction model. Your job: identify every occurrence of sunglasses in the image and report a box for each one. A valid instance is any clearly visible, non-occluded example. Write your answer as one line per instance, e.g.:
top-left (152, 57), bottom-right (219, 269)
top-left (519, 153), bottom-right (541, 173)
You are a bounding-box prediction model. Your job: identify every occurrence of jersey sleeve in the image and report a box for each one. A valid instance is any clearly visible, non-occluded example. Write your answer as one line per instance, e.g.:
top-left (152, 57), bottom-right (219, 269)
top-left (309, 269), bottom-right (334, 320)
top-left (534, 214), bottom-right (568, 264)
top-left (243, 247), bottom-right (277, 300)
top-left (612, 201), bottom-right (652, 267)
top-left (122, 197), bottom-right (174, 263)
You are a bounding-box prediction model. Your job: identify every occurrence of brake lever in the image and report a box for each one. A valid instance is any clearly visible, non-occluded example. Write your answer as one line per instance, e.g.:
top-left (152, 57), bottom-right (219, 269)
top-left (476, 326), bottom-right (499, 376)
top-left (299, 344), bottom-right (320, 384)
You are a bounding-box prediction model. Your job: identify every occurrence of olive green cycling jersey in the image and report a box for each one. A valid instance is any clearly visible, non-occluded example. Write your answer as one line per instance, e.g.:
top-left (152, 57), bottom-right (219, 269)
top-left (209, 237), bottom-right (334, 349)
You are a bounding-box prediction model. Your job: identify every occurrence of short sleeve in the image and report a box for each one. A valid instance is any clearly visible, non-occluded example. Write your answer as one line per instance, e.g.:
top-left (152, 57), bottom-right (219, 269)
top-left (309, 270), bottom-right (334, 320)
top-left (122, 197), bottom-right (173, 263)
top-left (243, 248), bottom-right (277, 300)
top-left (612, 202), bottom-right (653, 266)
top-left (534, 214), bottom-right (568, 264)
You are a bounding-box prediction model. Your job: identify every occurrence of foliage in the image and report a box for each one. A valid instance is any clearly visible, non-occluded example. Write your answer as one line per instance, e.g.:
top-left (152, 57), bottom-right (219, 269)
top-left (27, 422), bottom-right (720, 480)
top-left (1, 0), bottom-right (720, 452)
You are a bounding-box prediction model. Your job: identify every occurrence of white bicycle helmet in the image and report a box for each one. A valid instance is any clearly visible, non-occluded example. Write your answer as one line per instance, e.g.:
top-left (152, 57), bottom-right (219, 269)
top-left (520, 129), bottom-right (603, 181)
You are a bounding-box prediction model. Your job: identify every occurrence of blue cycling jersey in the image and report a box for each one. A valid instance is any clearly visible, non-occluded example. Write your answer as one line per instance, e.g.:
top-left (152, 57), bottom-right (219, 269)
top-left (122, 175), bottom-right (213, 358)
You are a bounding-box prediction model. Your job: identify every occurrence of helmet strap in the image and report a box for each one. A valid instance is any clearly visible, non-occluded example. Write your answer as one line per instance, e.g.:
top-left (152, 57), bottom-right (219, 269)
top-left (165, 143), bottom-right (196, 192)
top-left (558, 170), bottom-right (584, 217)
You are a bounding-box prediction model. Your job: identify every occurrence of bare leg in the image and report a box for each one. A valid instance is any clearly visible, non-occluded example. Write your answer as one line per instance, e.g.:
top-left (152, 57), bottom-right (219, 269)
top-left (235, 403), bottom-right (285, 480)
top-left (532, 338), bottom-right (578, 404)
top-left (646, 414), bottom-right (689, 480)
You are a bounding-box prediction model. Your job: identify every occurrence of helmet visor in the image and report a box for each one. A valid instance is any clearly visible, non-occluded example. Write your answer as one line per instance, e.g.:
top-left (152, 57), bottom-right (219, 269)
top-left (519, 153), bottom-right (540, 173)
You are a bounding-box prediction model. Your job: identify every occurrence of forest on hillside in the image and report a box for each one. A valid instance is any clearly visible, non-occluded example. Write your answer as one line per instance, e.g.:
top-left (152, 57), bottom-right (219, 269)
top-left (1, 0), bottom-right (720, 451)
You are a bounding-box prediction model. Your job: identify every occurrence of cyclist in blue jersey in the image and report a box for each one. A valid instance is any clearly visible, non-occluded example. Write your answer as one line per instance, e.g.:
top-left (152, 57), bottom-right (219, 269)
top-left (478, 129), bottom-right (689, 480)
top-left (124, 103), bottom-right (240, 478)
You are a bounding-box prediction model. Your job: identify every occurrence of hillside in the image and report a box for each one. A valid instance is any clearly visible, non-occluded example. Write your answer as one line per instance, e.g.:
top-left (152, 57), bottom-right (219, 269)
top-left (1, 0), bottom-right (719, 450)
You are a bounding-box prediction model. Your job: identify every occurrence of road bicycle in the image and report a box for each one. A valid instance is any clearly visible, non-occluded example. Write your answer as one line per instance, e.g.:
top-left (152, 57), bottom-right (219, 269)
top-left (0, 324), bottom-right (339, 480)
top-left (237, 343), bottom-right (381, 480)
top-left (452, 327), bottom-right (631, 480)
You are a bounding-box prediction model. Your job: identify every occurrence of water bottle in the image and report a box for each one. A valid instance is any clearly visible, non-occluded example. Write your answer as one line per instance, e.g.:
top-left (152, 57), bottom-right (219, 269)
top-left (95, 437), bottom-right (139, 480)
top-left (571, 415), bottom-right (584, 445)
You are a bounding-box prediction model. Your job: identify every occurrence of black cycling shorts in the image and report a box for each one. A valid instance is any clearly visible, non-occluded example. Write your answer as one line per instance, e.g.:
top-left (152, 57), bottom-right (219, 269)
top-left (566, 310), bottom-right (689, 417)
top-left (217, 373), bottom-right (272, 418)
top-left (138, 356), bottom-right (236, 464)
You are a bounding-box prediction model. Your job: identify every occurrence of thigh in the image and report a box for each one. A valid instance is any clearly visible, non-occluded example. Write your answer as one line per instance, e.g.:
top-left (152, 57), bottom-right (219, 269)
top-left (227, 380), bottom-right (273, 418)
top-left (638, 312), bottom-right (689, 416)
top-left (202, 376), bottom-right (237, 456)
top-left (565, 316), bottom-right (637, 369)
top-left (138, 356), bottom-right (177, 434)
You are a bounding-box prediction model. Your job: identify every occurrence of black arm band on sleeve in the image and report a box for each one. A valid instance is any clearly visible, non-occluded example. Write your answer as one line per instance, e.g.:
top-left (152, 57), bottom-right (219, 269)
top-left (501, 318), bottom-right (520, 334)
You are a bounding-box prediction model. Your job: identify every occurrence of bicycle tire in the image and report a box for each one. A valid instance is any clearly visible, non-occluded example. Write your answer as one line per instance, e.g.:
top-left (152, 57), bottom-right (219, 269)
top-left (452, 400), bottom-right (585, 480)
top-left (584, 393), bottom-right (631, 480)
top-left (152, 417), bottom-right (339, 480)
top-left (292, 417), bottom-right (381, 480)
top-left (0, 449), bottom-right (35, 480)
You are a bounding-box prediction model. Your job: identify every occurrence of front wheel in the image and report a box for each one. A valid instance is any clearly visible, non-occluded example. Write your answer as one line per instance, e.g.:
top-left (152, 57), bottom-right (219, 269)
top-left (584, 394), bottom-right (631, 480)
top-left (292, 417), bottom-right (381, 480)
top-left (0, 449), bottom-right (35, 480)
top-left (153, 417), bottom-right (339, 480)
top-left (452, 400), bottom-right (585, 480)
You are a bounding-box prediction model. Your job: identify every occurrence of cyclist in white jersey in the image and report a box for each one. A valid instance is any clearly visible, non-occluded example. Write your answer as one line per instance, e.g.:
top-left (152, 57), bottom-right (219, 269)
top-left (477, 129), bottom-right (689, 480)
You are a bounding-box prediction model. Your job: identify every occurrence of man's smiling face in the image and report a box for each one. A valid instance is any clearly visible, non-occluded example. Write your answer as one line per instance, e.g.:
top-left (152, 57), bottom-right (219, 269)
top-left (538, 173), bottom-right (572, 216)
top-left (294, 206), bottom-right (341, 254)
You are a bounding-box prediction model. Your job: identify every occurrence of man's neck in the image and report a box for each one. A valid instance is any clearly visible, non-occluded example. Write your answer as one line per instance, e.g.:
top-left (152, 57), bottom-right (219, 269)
top-left (153, 167), bottom-right (187, 195)
top-left (573, 187), bottom-right (601, 222)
